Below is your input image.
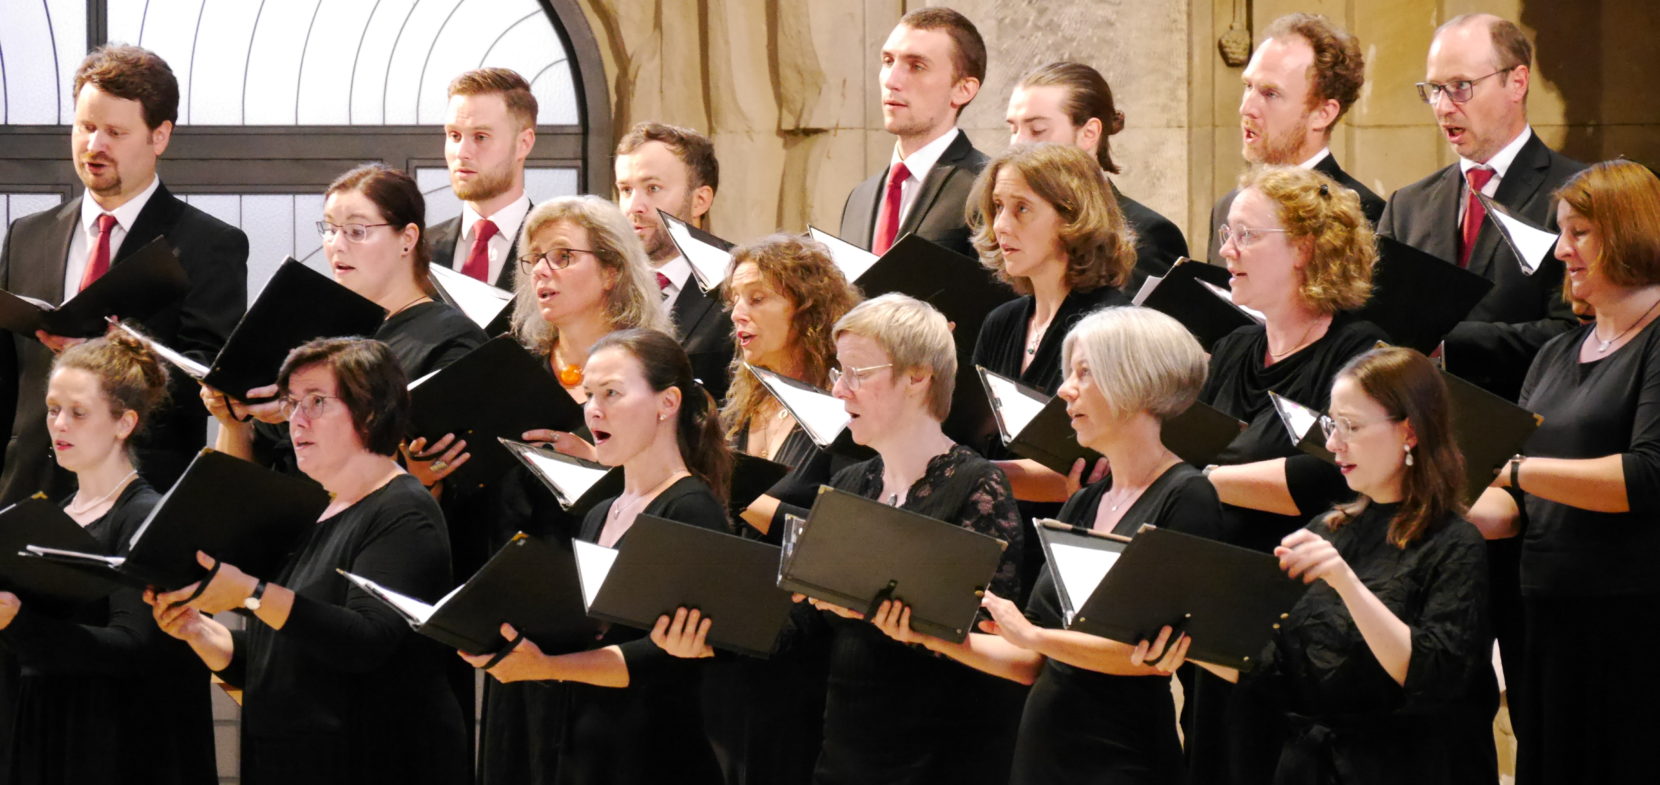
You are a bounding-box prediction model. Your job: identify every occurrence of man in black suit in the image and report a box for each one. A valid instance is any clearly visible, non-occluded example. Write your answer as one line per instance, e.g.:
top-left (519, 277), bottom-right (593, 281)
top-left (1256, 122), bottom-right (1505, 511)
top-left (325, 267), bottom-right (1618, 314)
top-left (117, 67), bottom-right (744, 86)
top-left (426, 68), bottom-right (537, 298)
top-left (1378, 13), bottom-right (1580, 401)
top-left (1207, 13), bottom-right (1384, 262)
top-left (0, 45), bottom-right (247, 505)
top-left (840, 7), bottom-right (989, 261)
top-left (614, 122), bottom-right (733, 401)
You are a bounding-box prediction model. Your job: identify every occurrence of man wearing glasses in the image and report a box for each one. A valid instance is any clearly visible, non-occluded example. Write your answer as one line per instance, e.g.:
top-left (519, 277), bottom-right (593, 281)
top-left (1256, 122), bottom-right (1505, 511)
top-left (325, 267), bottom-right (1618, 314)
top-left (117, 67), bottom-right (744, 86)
top-left (1206, 13), bottom-right (1383, 262)
top-left (1378, 13), bottom-right (1582, 402)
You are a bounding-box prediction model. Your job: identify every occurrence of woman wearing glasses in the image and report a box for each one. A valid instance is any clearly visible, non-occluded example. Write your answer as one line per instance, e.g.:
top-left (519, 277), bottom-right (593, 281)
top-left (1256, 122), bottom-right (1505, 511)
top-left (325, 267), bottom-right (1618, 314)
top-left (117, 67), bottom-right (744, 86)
top-left (150, 338), bottom-right (468, 785)
top-left (1467, 160), bottom-right (1660, 784)
top-left (1153, 346), bottom-right (1496, 785)
top-left (1192, 165), bottom-right (1385, 785)
top-left (0, 331), bottom-right (216, 785)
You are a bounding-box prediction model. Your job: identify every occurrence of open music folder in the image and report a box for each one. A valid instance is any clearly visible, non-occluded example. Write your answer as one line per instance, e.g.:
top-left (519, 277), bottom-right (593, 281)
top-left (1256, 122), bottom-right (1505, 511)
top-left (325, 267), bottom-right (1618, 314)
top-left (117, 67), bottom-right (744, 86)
top-left (1136, 258), bottom-right (1259, 351)
top-left (0, 237), bottom-right (190, 338)
top-left (661, 209), bottom-right (736, 292)
top-left (429, 262), bottom-right (513, 335)
top-left (777, 486), bottom-right (1007, 643)
top-left (343, 531), bottom-right (598, 656)
top-left (408, 336), bottom-right (584, 491)
top-left (571, 514), bottom-right (795, 657)
top-left (500, 438), bottom-right (623, 515)
top-left (1476, 192), bottom-right (1557, 276)
top-left (745, 364), bottom-right (863, 457)
top-left (1355, 237), bottom-right (1495, 354)
top-left (0, 497), bottom-right (127, 613)
top-left (20, 450), bottom-right (330, 591)
top-left (1036, 521), bottom-right (1309, 671)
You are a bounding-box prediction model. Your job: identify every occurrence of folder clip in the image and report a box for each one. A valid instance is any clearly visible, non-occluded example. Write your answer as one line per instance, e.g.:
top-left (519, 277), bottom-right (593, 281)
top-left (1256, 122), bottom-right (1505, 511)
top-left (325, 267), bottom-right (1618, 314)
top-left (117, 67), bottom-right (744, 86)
top-left (865, 579), bottom-right (899, 619)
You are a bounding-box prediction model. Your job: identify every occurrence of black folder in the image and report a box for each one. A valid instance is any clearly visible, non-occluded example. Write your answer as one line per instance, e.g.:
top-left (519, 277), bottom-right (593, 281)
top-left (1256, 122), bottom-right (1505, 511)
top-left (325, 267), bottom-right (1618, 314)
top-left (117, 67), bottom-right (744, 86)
top-left (1268, 391), bottom-right (1337, 463)
top-left (1043, 522), bottom-right (1309, 671)
top-left (729, 453), bottom-right (791, 516)
top-left (429, 263), bottom-right (513, 336)
top-left (573, 515), bottom-right (795, 657)
top-left (1353, 237), bottom-right (1494, 354)
top-left (343, 531), bottom-right (598, 655)
top-left (660, 209), bottom-right (735, 292)
top-left (745, 364), bottom-right (865, 458)
top-left (176, 259), bottom-right (385, 400)
top-left (978, 366), bottom-right (1246, 472)
top-left (1476, 192), bottom-right (1557, 276)
top-left (1136, 258), bottom-right (1258, 351)
top-left (408, 336), bottom-right (584, 491)
top-left (0, 237), bottom-right (190, 338)
top-left (21, 450), bottom-right (329, 591)
top-left (778, 486), bottom-right (1008, 643)
top-left (501, 438), bottom-right (624, 515)
top-left (0, 497), bottom-right (126, 612)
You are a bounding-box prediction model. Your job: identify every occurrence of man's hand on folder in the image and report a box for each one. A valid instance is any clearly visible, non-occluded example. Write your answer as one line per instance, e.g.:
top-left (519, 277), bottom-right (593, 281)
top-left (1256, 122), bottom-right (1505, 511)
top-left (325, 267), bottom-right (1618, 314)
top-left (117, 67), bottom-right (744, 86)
top-left (649, 606), bottom-right (715, 659)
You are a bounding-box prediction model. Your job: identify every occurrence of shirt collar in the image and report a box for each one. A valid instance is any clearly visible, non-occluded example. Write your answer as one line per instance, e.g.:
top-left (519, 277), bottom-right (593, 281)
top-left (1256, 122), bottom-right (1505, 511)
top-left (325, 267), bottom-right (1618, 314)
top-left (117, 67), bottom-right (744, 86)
top-left (1298, 147), bottom-right (1332, 170)
top-left (460, 192), bottom-right (533, 244)
top-left (656, 254), bottom-right (693, 291)
top-left (1460, 126), bottom-right (1532, 179)
top-left (80, 174), bottom-right (160, 234)
top-left (888, 127), bottom-right (961, 183)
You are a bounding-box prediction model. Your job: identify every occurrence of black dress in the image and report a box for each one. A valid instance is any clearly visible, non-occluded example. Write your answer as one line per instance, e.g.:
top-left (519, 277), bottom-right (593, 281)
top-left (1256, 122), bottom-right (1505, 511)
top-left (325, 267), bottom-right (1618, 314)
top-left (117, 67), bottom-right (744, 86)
top-left (550, 476), bottom-right (726, 785)
top-left (972, 285), bottom-right (1130, 602)
top-left (215, 473), bottom-right (468, 785)
top-left (1191, 313), bottom-right (1384, 785)
top-left (805, 445), bottom-right (1029, 785)
top-left (1242, 504), bottom-right (1496, 785)
top-left (1010, 464), bottom-right (1224, 785)
top-left (1512, 320), bottom-right (1660, 784)
top-left (0, 480), bottom-right (216, 785)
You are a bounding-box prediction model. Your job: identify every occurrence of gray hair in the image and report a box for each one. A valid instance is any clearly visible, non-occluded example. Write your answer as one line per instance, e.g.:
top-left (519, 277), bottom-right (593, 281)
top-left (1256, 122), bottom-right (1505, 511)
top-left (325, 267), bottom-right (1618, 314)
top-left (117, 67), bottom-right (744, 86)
top-left (1060, 306), bottom-right (1207, 421)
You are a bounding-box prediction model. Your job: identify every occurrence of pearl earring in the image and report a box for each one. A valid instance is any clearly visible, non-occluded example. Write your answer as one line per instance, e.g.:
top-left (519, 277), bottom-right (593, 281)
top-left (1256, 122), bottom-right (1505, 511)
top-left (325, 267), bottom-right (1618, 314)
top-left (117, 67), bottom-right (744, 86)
top-left (1404, 444), bottom-right (1414, 467)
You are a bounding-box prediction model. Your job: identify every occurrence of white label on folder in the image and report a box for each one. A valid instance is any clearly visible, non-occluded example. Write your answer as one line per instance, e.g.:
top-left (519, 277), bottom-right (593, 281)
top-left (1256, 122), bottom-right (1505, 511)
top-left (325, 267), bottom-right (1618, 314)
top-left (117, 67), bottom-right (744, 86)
top-left (1049, 541), bottom-right (1120, 625)
top-left (751, 366), bottom-right (851, 448)
top-left (430, 263), bottom-right (513, 329)
top-left (808, 226), bottom-right (880, 282)
top-left (571, 538), bottom-right (619, 609)
top-left (982, 370), bottom-right (1047, 442)
top-left (662, 211), bottom-right (732, 291)
top-left (519, 449), bottom-right (610, 507)
top-left (341, 570), bottom-right (437, 625)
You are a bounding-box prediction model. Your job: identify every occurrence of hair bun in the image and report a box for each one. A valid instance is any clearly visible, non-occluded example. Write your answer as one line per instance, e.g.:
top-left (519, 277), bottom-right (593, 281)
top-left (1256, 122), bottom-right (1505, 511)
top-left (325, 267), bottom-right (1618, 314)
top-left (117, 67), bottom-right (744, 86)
top-left (1108, 110), bottom-right (1126, 136)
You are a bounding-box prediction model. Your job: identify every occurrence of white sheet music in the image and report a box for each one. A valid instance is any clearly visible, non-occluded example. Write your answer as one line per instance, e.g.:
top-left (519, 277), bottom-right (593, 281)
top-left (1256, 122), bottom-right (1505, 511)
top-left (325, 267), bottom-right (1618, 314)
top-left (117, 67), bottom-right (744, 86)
top-left (1478, 194), bottom-right (1556, 276)
top-left (808, 226), bottom-right (880, 282)
top-left (572, 538), bottom-right (619, 609)
top-left (340, 570), bottom-right (437, 625)
top-left (1130, 274), bottom-right (1164, 306)
top-left (1049, 541), bottom-right (1120, 626)
top-left (1269, 391), bottom-right (1320, 443)
top-left (516, 447), bottom-right (611, 507)
top-left (1197, 280), bottom-right (1267, 324)
top-left (117, 322), bottom-right (208, 379)
top-left (22, 544), bottom-right (126, 568)
top-left (980, 368), bottom-right (1047, 442)
top-left (662, 211), bottom-right (733, 291)
top-left (748, 365), bottom-right (850, 448)
top-left (430, 263), bottom-right (513, 329)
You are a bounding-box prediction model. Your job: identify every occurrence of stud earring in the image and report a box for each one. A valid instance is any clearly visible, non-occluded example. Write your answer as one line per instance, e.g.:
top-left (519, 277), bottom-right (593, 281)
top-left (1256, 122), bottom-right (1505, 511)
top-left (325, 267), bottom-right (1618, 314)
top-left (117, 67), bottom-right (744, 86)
top-left (1404, 443), bottom-right (1414, 467)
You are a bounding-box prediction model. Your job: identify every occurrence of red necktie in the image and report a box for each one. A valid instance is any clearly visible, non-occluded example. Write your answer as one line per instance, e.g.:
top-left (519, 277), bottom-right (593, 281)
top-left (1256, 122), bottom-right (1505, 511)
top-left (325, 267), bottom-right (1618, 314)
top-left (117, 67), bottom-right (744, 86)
top-left (872, 161), bottom-right (911, 255)
top-left (461, 219), bottom-right (499, 282)
top-left (1458, 167), bottom-right (1495, 268)
top-left (78, 213), bottom-right (118, 292)
top-left (656, 272), bottom-right (671, 301)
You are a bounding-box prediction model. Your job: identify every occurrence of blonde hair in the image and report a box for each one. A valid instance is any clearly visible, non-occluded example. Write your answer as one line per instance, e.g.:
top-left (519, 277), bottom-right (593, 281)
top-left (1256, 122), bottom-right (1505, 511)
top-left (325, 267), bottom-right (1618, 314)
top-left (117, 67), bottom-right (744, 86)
top-left (1061, 306), bottom-right (1207, 421)
top-left (832, 294), bottom-right (956, 422)
top-left (967, 143), bottom-right (1136, 295)
top-left (511, 195), bottom-right (672, 354)
top-left (1237, 165), bottom-right (1375, 312)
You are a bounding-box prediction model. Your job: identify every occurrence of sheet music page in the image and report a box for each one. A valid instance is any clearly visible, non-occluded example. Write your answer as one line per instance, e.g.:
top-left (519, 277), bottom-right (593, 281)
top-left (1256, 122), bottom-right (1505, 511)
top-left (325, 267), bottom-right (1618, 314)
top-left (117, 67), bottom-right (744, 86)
top-left (340, 570), bottom-right (437, 625)
top-left (662, 211), bottom-right (732, 291)
top-left (519, 448), bottom-right (610, 506)
top-left (22, 544), bottom-right (126, 568)
top-left (807, 226), bottom-right (881, 282)
top-left (1048, 540), bottom-right (1120, 626)
top-left (981, 370), bottom-right (1047, 440)
top-left (1130, 274), bottom-right (1164, 306)
top-left (571, 539), bottom-right (619, 609)
top-left (430, 263), bottom-right (513, 329)
top-left (118, 322), bottom-right (208, 378)
top-left (752, 367), bottom-right (850, 447)
top-left (1479, 195), bottom-right (1556, 276)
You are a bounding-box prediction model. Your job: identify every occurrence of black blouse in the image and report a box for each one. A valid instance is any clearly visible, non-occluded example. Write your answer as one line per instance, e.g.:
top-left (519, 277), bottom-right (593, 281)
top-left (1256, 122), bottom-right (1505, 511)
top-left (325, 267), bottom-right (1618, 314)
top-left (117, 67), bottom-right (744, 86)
top-left (1201, 314), bottom-right (1387, 552)
top-left (217, 474), bottom-right (467, 785)
top-left (377, 300), bottom-right (489, 381)
top-left (1244, 503), bottom-right (1496, 785)
top-left (809, 446), bottom-right (1029, 785)
top-left (1010, 463), bottom-right (1223, 785)
top-left (1517, 319), bottom-right (1660, 596)
top-left (2, 480), bottom-right (216, 785)
top-left (553, 476), bottom-right (726, 785)
top-left (972, 285), bottom-right (1130, 415)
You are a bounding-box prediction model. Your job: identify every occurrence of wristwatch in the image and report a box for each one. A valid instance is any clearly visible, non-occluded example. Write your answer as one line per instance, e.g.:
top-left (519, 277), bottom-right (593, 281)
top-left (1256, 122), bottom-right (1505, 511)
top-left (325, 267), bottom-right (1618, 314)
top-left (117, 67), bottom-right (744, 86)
top-left (243, 579), bottom-right (268, 612)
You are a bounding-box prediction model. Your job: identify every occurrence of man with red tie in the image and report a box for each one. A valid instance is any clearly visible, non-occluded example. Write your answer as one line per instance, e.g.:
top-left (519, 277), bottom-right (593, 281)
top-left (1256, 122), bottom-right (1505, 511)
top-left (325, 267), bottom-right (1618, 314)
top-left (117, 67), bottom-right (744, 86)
top-left (839, 7), bottom-right (989, 260)
top-left (0, 44), bottom-right (247, 503)
top-left (427, 68), bottom-right (537, 295)
top-left (1377, 13), bottom-right (1582, 401)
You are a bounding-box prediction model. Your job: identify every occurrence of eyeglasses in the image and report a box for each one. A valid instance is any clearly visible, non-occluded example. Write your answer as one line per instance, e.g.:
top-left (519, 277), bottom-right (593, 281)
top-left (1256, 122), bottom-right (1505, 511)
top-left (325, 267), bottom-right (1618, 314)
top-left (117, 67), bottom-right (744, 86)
top-left (278, 393), bottom-right (342, 421)
top-left (1218, 225), bottom-right (1291, 249)
top-left (827, 363), bottom-right (893, 391)
top-left (518, 247), bottom-right (600, 274)
top-left (1415, 68), bottom-right (1514, 105)
top-left (1318, 413), bottom-right (1400, 442)
top-left (316, 221), bottom-right (392, 243)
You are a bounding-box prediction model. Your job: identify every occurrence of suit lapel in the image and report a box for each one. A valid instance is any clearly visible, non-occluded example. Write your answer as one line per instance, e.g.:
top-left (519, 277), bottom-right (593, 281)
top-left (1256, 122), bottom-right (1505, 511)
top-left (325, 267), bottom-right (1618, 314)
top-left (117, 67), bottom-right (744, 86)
top-left (854, 170), bottom-right (885, 248)
top-left (22, 200), bottom-right (81, 304)
top-left (115, 182), bottom-right (184, 266)
top-left (494, 230), bottom-right (520, 290)
top-left (673, 284), bottom-right (717, 342)
top-left (1418, 166), bottom-right (1464, 266)
top-left (899, 132), bottom-right (972, 237)
top-left (427, 216), bottom-right (461, 271)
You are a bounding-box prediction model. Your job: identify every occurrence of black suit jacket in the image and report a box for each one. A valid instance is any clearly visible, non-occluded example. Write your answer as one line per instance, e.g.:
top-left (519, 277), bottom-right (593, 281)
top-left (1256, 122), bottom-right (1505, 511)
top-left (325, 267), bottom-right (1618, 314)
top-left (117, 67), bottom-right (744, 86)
top-left (839, 130), bottom-right (990, 260)
top-left (1377, 132), bottom-right (1583, 400)
top-left (672, 280), bottom-right (734, 403)
top-left (1207, 153), bottom-right (1386, 262)
top-left (1114, 182), bottom-right (1189, 291)
top-left (425, 214), bottom-right (522, 292)
top-left (0, 183), bottom-right (248, 502)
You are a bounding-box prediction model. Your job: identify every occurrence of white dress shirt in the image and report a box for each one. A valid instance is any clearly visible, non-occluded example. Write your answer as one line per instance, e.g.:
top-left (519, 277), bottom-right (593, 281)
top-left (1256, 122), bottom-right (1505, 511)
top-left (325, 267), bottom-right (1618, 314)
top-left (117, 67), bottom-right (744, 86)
top-left (1457, 126), bottom-right (1533, 228)
top-left (655, 254), bottom-right (694, 303)
top-left (63, 175), bottom-right (161, 302)
top-left (877, 127), bottom-right (962, 232)
top-left (450, 193), bottom-right (533, 284)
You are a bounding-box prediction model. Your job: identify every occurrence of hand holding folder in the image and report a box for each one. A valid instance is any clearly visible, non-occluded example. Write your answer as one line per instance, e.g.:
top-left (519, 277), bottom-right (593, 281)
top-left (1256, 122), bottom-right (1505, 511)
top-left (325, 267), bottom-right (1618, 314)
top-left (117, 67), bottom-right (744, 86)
top-left (0, 237), bottom-right (189, 339)
top-left (0, 497), bottom-right (127, 613)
